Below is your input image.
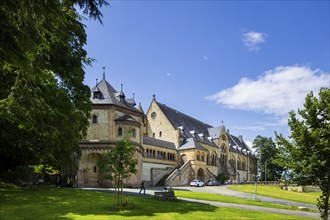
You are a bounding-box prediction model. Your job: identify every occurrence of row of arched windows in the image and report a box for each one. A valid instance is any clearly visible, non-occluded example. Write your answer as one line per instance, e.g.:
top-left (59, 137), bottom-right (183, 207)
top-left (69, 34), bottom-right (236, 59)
top-left (220, 154), bottom-right (227, 166)
top-left (209, 154), bottom-right (217, 166)
top-left (196, 152), bottom-right (206, 161)
top-left (230, 156), bottom-right (247, 170)
top-left (145, 149), bottom-right (176, 161)
top-left (196, 151), bottom-right (218, 166)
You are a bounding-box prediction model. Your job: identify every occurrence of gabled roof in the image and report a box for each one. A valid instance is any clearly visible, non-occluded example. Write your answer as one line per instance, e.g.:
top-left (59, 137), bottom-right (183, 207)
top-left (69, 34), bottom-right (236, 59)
top-left (90, 79), bottom-right (138, 111)
top-left (156, 101), bottom-right (216, 145)
top-left (208, 126), bottom-right (225, 139)
top-left (178, 138), bottom-right (208, 151)
top-left (115, 114), bottom-right (139, 123)
top-left (228, 134), bottom-right (255, 157)
top-left (143, 136), bottom-right (176, 150)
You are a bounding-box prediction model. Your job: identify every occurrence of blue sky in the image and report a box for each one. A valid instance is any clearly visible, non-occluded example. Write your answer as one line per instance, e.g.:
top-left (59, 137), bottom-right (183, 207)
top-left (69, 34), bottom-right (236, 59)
top-left (82, 1), bottom-right (330, 147)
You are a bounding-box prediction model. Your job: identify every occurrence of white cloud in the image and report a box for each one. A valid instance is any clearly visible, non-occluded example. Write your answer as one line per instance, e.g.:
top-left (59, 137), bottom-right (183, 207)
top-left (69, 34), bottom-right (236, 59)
top-left (203, 55), bottom-right (209, 60)
top-left (232, 126), bottom-right (266, 131)
top-left (166, 72), bottom-right (171, 77)
top-left (243, 31), bottom-right (267, 51)
top-left (206, 66), bottom-right (329, 117)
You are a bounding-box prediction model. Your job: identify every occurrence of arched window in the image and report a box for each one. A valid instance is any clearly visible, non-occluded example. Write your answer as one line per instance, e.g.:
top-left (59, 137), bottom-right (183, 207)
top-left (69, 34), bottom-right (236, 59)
top-left (159, 131), bottom-right (162, 137)
top-left (197, 152), bottom-right (200, 161)
top-left (221, 145), bottom-right (226, 153)
top-left (92, 115), bottom-right (97, 124)
top-left (242, 159), bottom-right (246, 170)
top-left (118, 127), bottom-right (123, 136)
top-left (231, 156), bottom-right (235, 167)
top-left (93, 166), bottom-right (97, 173)
top-left (132, 128), bottom-right (136, 137)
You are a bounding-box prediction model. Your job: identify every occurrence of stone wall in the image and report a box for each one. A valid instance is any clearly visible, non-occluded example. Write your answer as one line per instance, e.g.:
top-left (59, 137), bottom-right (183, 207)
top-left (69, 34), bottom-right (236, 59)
top-left (142, 162), bottom-right (175, 186)
top-left (166, 161), bottom-right (194, 186)
top-left (282, 185), bottom-right (321, 192)
top-left (146, 100), bottom-right (179, 147)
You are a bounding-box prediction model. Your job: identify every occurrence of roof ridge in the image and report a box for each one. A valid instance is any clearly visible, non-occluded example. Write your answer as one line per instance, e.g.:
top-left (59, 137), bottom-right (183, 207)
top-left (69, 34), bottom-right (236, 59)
top-left (156, 101), bottom-right (213, 128)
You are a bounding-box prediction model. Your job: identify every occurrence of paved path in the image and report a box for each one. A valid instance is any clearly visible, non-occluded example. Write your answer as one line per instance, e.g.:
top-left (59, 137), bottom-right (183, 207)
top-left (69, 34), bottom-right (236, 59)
top-left (81, 186), bottom-right (319, 219)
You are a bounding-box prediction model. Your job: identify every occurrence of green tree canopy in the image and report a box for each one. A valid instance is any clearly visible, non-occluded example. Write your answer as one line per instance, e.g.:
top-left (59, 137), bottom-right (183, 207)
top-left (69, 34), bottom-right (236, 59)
top-left (253, 135), bottom-right (283, 182)
top-left (276, 87), bottom-right (330, 220)
top-left (0, 0), bottom-right (108, 172)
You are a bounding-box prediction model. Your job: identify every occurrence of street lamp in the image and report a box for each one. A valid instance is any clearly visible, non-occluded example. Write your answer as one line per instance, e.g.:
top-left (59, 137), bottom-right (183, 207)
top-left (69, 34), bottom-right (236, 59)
top-left (265, 160), bottom-right (267, 182)
top-left (254, 175), bottom-right (259, 200)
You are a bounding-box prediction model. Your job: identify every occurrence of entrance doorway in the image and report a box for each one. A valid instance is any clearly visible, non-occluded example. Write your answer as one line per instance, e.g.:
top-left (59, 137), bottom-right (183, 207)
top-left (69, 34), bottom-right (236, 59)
top-left (197, 168), bottom-right (204, 181)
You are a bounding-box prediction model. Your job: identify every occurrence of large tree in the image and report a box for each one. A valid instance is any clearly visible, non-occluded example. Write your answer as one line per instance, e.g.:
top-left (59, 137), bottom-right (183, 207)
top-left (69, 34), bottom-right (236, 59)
top-left (0, 0), bottom-right (108, 173)
top-left (253, 135), bottom-right (283, 181)
top-left (276, 87), bottom-right (330, 220)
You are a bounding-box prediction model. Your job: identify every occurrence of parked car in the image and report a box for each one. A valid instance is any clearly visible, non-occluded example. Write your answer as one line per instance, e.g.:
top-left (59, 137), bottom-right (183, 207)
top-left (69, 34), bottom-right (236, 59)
top-left (190, 179), bottom-right (205, 187)
top-left (206, 179), bottom-right (221, 186)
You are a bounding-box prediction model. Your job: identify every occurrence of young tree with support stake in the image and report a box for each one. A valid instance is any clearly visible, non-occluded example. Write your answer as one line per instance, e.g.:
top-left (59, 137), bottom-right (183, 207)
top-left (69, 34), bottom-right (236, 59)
top-left (98, 132), bottom-right (137, 206)
top-left (276, 87), bottom-right (330, 220)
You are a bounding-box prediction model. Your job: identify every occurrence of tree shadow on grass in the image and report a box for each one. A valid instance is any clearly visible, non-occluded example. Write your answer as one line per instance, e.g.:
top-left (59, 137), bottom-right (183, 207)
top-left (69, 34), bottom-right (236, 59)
top-left (0, 188), bottom-right (217, 219)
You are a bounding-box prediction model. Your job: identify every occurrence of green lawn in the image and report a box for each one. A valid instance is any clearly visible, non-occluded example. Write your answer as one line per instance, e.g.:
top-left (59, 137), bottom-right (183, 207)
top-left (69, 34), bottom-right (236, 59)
top-left (228, 185), bottom-right (321, 204)
top-left (0, 187), bottom-right (314, 220)
top-left (174, 190), bottom-right (316, 212)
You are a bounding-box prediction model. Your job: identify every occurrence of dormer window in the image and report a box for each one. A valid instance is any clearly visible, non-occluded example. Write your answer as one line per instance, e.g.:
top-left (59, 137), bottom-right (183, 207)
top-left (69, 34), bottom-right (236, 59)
top-left (93, 90), bottom-right (103, 99)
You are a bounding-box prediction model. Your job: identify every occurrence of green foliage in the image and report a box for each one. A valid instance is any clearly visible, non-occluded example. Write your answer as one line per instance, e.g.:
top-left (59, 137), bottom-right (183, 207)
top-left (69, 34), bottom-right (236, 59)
top-left (216, 171), bottom-right (229, 184)
top-left (0, 0), bottom-right (108, 172)
top-left (32, 164), bottom-right (59, 175)
top-left (275, 87), bottom-right (330, 220)
top-left (98, 135), bottom-right (137, 182)
top-left (253, 135), bottom-right (284, 181)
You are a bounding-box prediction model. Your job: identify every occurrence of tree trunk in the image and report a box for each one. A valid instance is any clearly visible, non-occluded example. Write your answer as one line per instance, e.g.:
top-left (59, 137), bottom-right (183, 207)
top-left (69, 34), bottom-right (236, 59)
top-left (120, 179), bottom-right (123, 206)
top-left (117, 179), bottom-right (120, 206)
top-left (318, 184), bottom-right (330, 220)
top-left (114, 179), bottom-right (117, 205)
top-left (324, 192), bottom-right (329, 220)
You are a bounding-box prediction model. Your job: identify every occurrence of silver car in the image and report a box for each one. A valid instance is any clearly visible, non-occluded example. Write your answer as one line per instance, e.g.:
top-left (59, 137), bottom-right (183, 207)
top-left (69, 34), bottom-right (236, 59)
top-left (190, 179), bottom-right (205, 187)
top-left (206, 179), bottom-right (221, 186)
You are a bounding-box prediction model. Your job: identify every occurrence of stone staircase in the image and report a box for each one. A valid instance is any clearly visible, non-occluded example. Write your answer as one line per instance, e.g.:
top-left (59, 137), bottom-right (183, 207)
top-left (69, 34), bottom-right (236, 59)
top-left (164, 160), bottom-right (194, 186)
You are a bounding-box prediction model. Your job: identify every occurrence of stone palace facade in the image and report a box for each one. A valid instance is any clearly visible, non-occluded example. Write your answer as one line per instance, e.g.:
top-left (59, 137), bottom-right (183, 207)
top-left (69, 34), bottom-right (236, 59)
top-left (77, 76), bottom-right (257, 187)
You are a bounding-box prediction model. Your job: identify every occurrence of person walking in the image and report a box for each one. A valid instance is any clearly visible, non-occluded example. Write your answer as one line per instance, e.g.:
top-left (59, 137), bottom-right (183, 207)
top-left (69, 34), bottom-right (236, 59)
top-left (139, 179), bottom-right (145, 194)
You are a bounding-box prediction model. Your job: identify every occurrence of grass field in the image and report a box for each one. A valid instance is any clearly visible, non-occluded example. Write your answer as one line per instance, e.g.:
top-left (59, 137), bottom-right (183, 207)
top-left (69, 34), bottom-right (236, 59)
top-left (174, 190), bottom-right (316, 212)
top-left (228, 185), bottom-right (321, 204)
top-left (0, 187), bottom-right (314, 220)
